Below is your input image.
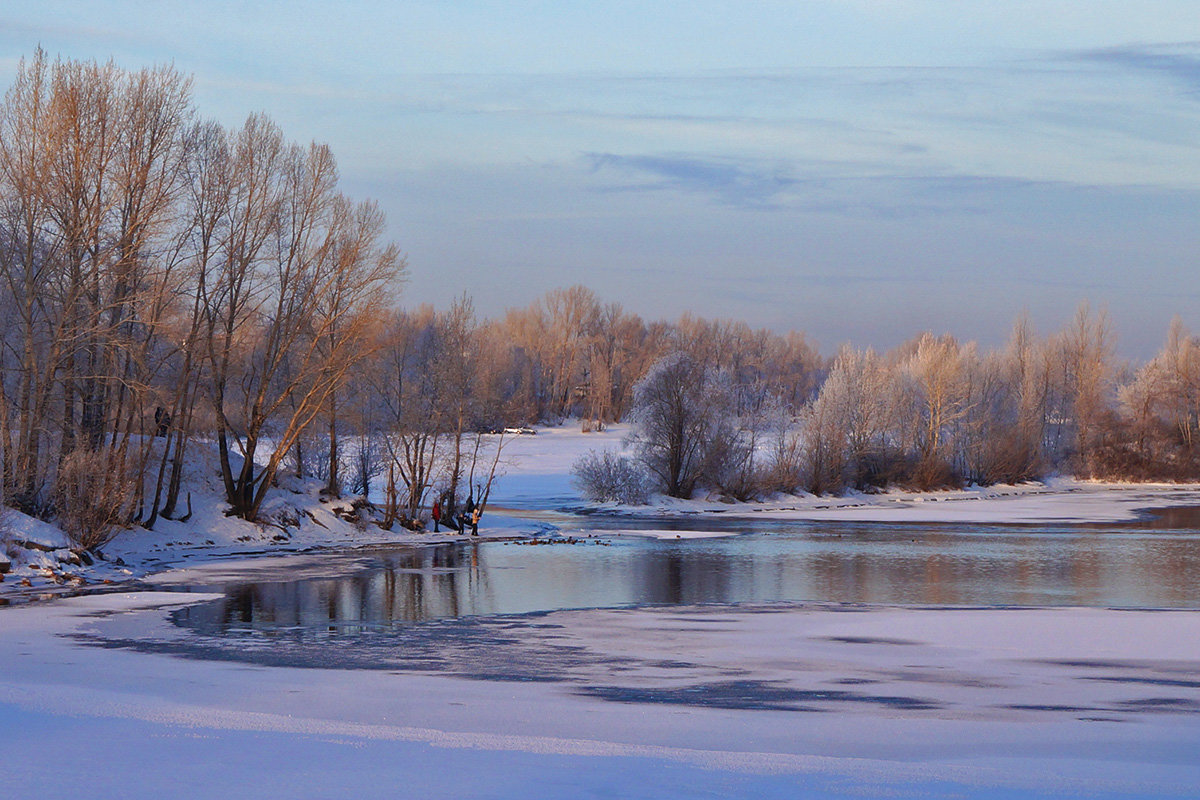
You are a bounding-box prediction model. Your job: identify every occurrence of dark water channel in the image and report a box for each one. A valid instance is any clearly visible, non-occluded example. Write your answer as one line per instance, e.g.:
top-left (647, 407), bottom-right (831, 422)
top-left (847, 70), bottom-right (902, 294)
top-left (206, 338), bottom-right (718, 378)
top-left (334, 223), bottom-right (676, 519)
top-left (174, 509), bottom-right (1200, 639)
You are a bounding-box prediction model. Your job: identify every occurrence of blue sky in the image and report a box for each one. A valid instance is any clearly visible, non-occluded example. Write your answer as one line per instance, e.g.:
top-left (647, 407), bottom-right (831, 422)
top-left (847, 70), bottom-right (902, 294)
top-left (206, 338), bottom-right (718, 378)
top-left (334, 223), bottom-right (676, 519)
top-left (4, 2), bottom-right (1200, 357)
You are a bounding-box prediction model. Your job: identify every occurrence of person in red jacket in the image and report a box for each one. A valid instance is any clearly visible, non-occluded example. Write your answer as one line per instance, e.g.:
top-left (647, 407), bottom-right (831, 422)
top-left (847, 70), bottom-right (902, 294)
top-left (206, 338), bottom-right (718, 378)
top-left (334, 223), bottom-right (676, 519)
top-left (431, 498), bottom-right (442, 532)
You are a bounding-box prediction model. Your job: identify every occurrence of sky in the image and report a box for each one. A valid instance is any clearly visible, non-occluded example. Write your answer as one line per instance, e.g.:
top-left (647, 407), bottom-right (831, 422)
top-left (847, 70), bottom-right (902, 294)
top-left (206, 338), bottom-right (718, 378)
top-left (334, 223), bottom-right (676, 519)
top-left (2, 2), bottom-right (1200, 359)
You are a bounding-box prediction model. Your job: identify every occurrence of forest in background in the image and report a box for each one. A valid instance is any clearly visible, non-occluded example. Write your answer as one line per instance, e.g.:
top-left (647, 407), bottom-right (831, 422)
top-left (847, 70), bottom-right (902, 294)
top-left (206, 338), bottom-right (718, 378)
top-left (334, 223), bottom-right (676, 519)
top-left (3, 52), bottom-right (1200, 549)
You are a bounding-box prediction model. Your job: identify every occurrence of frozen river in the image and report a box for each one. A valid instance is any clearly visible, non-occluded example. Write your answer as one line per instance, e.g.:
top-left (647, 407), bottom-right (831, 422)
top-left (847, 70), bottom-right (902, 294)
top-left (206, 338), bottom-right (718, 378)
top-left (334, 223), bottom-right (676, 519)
top-left (171, 508), bottom-right (1200, 643)
top-left (5, 506), bottom-right (1200, 799)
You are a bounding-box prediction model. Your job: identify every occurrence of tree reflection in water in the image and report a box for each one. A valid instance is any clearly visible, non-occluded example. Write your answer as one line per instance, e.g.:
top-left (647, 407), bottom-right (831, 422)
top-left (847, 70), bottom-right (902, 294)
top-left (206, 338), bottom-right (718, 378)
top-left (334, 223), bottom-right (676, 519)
top-left (177, 512), bottom-right (1200, 638)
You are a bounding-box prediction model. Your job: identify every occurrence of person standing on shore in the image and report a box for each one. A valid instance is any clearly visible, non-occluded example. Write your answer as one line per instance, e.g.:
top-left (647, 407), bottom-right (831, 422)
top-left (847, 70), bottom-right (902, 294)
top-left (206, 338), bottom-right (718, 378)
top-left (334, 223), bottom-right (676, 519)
top-left (431, 498), bottom-right (442, 532)
top-left (461, 495), bottom-right (475, 535)
top-left (444, 492), bottom-right (459, 532)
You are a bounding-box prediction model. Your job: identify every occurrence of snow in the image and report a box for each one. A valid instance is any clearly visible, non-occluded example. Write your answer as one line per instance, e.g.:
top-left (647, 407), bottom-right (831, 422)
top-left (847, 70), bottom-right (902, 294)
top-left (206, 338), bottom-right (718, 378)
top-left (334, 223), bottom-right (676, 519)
top-left (492, 423), bottom-right (1200, 524)
top-left (611, 528), bottom-right (738, 540)
top-left (1, 510), bottom-right (71, 551)
top-left (487, 422), bottom-right (632, 508)
top-left (1, 594), bottom-right (1198, 798)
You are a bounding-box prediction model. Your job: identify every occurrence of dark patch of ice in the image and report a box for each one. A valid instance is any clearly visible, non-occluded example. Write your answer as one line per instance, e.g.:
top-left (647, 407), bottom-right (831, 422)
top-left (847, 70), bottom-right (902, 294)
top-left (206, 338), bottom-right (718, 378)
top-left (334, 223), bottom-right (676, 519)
top-left (577, 680), bottom-right (939, 712)
top-left (1084, 676), bottom-right (1200, 688)
top-left (822, 635), bottom-right (921, 646)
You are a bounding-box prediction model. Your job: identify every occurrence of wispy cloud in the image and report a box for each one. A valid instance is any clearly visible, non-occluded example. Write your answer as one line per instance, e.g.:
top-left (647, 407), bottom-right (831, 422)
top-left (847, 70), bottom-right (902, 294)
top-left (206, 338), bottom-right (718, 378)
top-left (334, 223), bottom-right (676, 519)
top-left (585, 153), bottom-right (797, 209)
top-left (1072, 42), bottom-right (1200, 95)
top-left (584, 152), bottom-right (1059, 217)
top-left (0, 17), bottom-right (136, 45)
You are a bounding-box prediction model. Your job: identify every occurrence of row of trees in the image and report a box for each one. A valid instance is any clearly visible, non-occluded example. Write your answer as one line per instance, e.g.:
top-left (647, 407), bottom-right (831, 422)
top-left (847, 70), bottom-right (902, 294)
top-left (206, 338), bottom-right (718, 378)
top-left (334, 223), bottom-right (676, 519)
top-left (594, 306), bottom-right (1200, 502)
top-left (290, 289), bottom-right (825, 526)
top-left (491, 286), bottom-right (821, 426)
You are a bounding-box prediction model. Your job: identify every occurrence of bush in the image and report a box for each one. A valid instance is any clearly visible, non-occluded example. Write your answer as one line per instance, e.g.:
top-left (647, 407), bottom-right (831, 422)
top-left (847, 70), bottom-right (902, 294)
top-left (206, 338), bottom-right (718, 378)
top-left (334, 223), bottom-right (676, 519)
top-left (53, 448), bottom-right (135, 550)
top-left (572, 450), bottom-right (649, 504)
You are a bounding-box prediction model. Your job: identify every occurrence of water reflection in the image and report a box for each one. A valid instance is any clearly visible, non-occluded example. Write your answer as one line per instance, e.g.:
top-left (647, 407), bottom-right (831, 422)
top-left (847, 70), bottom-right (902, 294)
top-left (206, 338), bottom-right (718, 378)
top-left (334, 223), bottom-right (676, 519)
top-left (198, 547), bottom-right (487, 636)
top-left (174, 517), bottom-right (1200, 638)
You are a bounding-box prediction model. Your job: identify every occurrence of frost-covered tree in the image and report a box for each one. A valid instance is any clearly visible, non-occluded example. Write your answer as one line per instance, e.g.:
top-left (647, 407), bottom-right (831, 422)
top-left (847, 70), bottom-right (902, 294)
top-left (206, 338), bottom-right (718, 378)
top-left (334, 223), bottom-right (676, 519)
top-left (897, 333), bottom-right (971, 488)
top-left (625, 352), bottom-right (741, 499)
top-left (804, 346), bottom-right (892, 493)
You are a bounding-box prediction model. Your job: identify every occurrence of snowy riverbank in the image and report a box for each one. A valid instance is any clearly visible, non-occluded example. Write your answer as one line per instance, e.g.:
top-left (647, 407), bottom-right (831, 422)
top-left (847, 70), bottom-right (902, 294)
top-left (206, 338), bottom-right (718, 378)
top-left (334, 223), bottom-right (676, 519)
top-left (7, 422), bottom-right (1200, 602)
top-left (493, 423), bottom-right (1200, 523)
top-left (0, 438), bottom-right (541, 602)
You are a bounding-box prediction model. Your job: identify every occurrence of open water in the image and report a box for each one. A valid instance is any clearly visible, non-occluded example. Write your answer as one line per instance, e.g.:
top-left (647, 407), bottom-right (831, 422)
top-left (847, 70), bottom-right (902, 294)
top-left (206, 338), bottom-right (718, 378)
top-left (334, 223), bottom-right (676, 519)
top-left (174, 508), bottom-right (1200, 638)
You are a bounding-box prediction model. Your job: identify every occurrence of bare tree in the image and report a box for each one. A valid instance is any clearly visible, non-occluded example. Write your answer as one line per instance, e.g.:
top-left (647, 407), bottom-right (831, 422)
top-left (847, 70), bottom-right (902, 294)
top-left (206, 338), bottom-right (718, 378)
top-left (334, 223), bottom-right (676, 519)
top-left (1057, 303), bottom-right (1114, 476)
top-left (0, 49), bottom-right (59, 511)
top-left (200, 120), bottom-right (402, 521)
top-left (373, 306), bottom-right (449, 528)
top-left (0, 53), bottom-right (193, 534)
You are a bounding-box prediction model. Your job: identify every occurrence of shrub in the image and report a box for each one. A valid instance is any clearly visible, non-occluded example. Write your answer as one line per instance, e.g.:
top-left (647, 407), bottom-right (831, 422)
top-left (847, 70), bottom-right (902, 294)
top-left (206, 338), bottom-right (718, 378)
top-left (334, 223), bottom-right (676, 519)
top-left (54, 449), bottom-right (135, 550)
top-left (572, 450), bottom-right (649, 504)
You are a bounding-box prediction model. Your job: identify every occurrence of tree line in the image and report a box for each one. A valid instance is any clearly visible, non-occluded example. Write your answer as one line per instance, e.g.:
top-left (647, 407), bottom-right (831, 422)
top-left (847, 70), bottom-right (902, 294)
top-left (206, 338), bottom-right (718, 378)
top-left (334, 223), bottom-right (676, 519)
top-left (580, 305), bottom-right (1200, 504)
top-left (309, 286), bottom-right (822, 527)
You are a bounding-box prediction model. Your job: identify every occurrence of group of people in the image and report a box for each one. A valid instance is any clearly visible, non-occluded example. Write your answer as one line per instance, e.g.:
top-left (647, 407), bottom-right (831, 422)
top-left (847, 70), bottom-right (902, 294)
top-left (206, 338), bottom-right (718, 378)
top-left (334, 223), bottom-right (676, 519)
top-left (430, 491), bottom-right (481, 535)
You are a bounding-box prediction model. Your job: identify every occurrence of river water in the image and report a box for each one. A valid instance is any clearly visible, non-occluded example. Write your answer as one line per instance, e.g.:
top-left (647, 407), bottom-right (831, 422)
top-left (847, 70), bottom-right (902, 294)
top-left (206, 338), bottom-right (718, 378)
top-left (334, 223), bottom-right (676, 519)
top-left (174, 509), bottom-right (1200, 638)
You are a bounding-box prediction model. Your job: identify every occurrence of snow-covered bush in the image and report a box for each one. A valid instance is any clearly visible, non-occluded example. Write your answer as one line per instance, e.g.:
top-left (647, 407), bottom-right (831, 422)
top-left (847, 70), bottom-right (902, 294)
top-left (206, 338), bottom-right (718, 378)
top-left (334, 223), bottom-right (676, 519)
top-left (572, 450), bottom-right (649, 504)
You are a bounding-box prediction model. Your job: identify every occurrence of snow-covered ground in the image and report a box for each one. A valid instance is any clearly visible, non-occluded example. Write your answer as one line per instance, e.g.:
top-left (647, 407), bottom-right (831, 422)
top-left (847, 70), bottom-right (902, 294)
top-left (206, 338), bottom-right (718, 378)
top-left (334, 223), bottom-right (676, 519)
top-left (2, 422), bottom-right (1200, 797)
top-left (1, 593), bottom-right (1198, 798)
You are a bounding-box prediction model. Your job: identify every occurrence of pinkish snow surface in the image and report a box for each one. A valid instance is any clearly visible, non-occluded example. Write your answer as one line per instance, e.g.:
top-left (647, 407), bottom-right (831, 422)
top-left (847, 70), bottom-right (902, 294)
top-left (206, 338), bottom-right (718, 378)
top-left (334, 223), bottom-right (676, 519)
top-left (1, 594), bottom-right (1198, 798)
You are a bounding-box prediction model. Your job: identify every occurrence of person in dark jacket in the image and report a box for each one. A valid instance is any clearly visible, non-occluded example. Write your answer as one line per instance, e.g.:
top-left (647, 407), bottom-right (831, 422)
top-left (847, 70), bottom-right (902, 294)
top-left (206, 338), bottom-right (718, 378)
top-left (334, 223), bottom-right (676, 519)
top-left (154, 406), bottom-right (171, 437)
top-left (458, 495), bottom-right (474, 534)
top-left (443, 492), bottom-right (460, 532)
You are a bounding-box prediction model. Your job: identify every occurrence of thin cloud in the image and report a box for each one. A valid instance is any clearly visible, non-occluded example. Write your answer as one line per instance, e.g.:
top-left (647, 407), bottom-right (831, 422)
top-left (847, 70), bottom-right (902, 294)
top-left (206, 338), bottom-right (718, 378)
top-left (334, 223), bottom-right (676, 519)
top-left (584, 153), bottom-right (1056, 217)
top-left (0, 17), bottom-right (139, 44)
top-left (586, 152), bottom-right (796, 209)
top-left (1073, 42), bottom-right (1200, 95)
